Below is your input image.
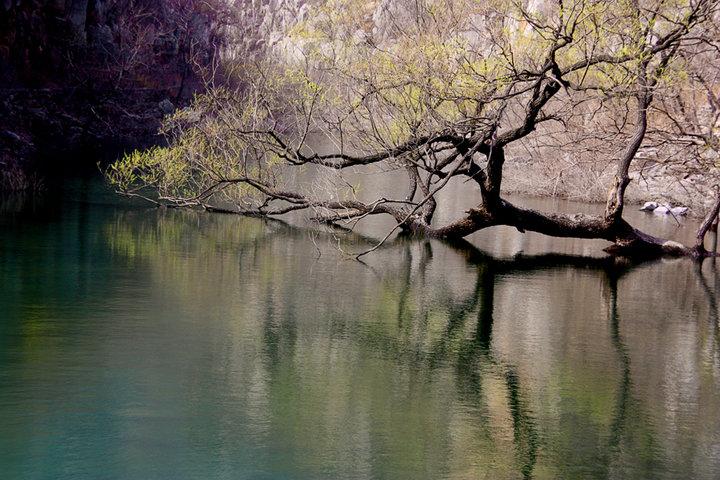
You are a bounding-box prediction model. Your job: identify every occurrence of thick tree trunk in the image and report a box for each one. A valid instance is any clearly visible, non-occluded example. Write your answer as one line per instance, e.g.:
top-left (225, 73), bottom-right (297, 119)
top-left (695, 192), bottom-right (720, 255)
top-left (605, 82), bottom-right (650, 222)
top-left (425, 198), bottom-right (691, 257)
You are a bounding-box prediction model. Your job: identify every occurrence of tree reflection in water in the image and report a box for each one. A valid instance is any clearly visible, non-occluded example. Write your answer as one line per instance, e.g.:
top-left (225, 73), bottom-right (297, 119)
top-left (94, 209), bottom-right (720, 479)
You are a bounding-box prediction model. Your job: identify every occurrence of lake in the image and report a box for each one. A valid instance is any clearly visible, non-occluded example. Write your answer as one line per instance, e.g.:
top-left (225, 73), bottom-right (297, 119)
top-left (1, 177), bottom-right (719, 479)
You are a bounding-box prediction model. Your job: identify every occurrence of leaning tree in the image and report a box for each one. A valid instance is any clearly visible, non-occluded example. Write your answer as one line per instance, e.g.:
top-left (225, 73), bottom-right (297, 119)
top-left (107, 0), bottom-right (720, 257)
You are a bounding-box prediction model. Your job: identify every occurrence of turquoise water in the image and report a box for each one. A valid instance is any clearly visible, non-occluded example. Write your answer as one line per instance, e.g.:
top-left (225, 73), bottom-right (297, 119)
top-left (1, 178), bottom-right (719, 479)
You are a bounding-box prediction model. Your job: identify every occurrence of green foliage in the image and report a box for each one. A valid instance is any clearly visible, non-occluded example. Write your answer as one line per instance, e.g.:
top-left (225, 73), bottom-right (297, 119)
top-left (105, 0), bottom-right (717, 209)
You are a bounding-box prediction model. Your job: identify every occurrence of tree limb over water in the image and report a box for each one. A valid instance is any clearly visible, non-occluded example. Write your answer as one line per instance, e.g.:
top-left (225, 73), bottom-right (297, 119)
top-left (106, 0), bottom-right (720, 258)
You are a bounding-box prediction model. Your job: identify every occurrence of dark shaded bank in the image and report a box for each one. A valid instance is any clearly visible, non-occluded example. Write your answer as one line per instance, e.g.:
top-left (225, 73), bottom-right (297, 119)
top-left (1, 87), bottom-right (171, 185)
top-left (0, 0), bottom-right (226, 189)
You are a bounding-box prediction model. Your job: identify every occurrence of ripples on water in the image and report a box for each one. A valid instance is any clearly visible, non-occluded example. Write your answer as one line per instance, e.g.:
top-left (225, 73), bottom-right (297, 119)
top-left (0, 178), bottom-right (719, 479)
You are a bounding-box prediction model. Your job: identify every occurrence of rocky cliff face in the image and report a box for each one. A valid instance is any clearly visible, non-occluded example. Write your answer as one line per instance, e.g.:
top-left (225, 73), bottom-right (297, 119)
top-left (0, 0), bottom-right (224, 189)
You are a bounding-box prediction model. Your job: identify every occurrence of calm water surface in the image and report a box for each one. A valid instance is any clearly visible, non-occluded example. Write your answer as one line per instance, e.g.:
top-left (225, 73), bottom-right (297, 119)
top-left (1, 178), bottom-right (719, 479)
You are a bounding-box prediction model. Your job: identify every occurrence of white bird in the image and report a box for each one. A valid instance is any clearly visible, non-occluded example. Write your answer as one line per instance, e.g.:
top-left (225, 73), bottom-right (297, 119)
top-left (653, 205), bottom-right (670, 214)
top-left (670, 206), bottom-right (688, 216)
top-left (640, 201), bottom-right (659, 211)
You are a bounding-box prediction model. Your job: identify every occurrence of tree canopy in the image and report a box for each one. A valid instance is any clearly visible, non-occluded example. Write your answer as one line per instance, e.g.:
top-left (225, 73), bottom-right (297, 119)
top-left (107, 0), bottom-right (720, 257)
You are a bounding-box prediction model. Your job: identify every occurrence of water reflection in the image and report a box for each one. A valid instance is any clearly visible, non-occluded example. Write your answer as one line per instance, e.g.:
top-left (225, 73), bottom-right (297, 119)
top-left (1, 193), bottom-right (719, 479)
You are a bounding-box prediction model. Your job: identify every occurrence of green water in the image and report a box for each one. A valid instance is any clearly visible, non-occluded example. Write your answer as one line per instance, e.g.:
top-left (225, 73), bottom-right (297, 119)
top-left (1, 178), bottom-right (719, 479)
